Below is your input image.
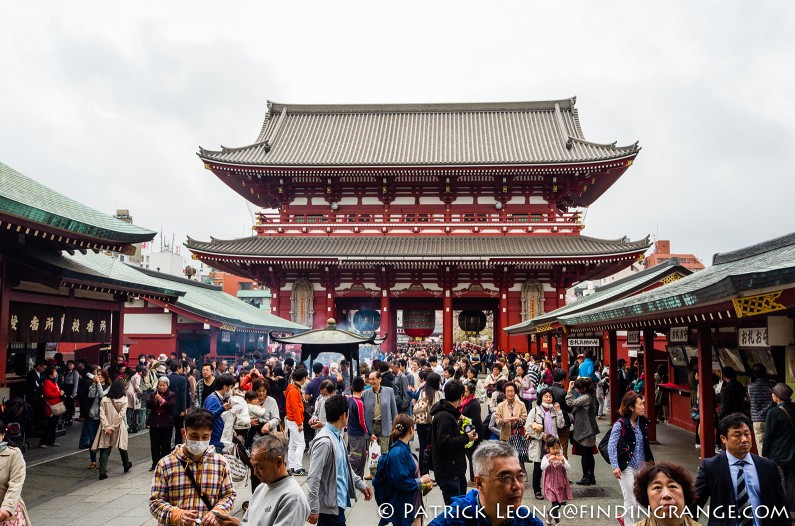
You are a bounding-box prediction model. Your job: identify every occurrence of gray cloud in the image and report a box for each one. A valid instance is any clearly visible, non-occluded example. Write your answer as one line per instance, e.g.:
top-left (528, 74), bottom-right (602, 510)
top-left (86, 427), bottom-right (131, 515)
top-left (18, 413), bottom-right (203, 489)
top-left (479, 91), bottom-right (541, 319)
top-left (1, 1), bottom-right (794, 266)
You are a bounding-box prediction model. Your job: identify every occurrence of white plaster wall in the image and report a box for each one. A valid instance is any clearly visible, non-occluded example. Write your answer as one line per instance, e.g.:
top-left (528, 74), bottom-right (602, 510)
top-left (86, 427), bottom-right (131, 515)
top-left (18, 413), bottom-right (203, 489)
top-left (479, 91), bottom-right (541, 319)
top-left (125, 313), bottom-right (172, 334)
top-left (419, 196), bottom-right (445, 205)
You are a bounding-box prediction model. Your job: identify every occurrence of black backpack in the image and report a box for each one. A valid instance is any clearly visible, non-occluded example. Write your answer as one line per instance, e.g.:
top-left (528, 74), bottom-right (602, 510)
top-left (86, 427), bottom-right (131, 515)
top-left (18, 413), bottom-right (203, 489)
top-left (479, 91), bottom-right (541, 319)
top-left (598, 417), bottom-right (630, 465)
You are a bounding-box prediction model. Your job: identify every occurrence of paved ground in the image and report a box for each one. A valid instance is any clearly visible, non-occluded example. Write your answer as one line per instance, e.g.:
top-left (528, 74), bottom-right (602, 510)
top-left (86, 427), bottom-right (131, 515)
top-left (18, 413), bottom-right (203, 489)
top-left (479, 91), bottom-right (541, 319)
top-left (23, 417), bottom-right (705, 526)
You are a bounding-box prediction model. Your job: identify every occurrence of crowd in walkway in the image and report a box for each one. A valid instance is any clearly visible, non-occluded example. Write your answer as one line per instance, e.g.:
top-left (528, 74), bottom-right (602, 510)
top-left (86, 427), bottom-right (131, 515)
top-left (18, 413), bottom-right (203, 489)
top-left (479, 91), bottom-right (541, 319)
top-left (8, 346), bottom-right (795, 526)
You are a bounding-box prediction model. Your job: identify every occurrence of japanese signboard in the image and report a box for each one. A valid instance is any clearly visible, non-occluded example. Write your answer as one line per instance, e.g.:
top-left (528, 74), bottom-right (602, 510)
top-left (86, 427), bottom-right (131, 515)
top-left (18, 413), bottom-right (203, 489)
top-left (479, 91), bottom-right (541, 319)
top-left (669, 326), bottom-right (689, 343)
top-left (60, 308), bottom-right (112, 343)
top-left (568, 338), bottom-right (600, 347)
top-left (738, 327), bottom-right (768, 348)
top-left (7, 302), bottom-right (64, 343)
top-left (626, 331), bottom-right (641, 348)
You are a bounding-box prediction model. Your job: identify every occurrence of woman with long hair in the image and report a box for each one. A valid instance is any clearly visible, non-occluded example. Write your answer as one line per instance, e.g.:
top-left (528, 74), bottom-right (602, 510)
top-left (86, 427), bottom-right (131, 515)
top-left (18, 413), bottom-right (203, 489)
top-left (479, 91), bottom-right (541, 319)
top-left (0, 420), bottom-right (30, 524)
top-left (146, 376), bottom-right (176, 470)
top-left (465, 367), bottom-right (486, 404)
top-left (39, 366), bottom-right (63, 448)
top-left (376, 414), bottom-right (433, 526)
top-left (413, 372), bottom-right (442, 476)
top-left (609, 391), bottom-right (654, 523)
top-left (81, 367), bottom-right (111, 468)
top-left (565, 377), bottom-right (600, 487)
top-left (91, 378), bottom-right (132, 480)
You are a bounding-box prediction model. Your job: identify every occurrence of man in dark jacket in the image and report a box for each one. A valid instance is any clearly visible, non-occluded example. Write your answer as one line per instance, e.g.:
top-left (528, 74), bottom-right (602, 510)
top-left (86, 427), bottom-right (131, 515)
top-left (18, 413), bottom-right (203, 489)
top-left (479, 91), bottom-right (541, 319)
top-left (616, 359), bottom-right (628, 395)
top-left (549, 369), bottom-right (572, 458)
top-left (167, 361), bottom-right (189, 445)
top-left (718, 367), bottom-right (746, 419)
top-left (763, 383), bottom-right (795, 513)
top-left (431, 379), bottom-right (478, 505)
top-left (693, 413), bottom-right (789, 526)
top-left (748, 363), bottom-right (774, 448)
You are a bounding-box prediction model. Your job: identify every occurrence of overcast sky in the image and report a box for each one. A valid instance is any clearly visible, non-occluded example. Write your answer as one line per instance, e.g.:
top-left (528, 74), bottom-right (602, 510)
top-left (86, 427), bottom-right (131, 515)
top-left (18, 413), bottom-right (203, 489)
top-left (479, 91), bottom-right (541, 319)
top-left (2, 1), bottom-right (794, 266)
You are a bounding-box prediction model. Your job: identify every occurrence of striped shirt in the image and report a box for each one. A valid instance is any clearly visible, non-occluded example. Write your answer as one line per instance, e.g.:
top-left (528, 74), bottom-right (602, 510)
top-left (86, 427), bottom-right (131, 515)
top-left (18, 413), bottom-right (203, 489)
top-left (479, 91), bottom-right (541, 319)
top-left (149, 444), bottom-right (236, 525)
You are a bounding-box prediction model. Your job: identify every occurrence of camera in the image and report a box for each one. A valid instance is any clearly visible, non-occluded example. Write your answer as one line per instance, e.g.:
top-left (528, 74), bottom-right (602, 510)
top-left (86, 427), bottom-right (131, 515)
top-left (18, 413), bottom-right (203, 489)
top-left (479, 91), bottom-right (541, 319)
top-left (463, 423), bottom-right (475, 434)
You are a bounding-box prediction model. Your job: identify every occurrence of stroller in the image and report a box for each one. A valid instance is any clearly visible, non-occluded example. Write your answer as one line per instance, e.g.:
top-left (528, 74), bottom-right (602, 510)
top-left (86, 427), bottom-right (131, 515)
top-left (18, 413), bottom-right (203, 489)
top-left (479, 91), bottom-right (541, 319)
top-left (1, 396), bottom-right (32, 451)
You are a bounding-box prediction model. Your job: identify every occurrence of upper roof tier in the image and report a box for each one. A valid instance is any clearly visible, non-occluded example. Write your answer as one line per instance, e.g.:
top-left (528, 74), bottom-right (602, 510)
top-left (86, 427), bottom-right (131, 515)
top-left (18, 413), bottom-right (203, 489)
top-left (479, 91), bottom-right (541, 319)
top-left (0, 161), bottom-right (156, 248)
top-left (198, 98), bottom-right (640, 167)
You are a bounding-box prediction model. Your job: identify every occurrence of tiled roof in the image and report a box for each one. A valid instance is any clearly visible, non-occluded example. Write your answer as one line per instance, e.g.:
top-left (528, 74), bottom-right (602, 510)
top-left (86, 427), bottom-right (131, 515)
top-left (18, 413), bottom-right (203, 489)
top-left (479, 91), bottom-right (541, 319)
top-left (559, 232), bottom-right (795, 327)
top-left (10, 248), bottom-right (182, 300)
top-left (504, 259), bottom-right (691, 334)
top-left (0, 162), bottom-right (156, 244)
top-left (198, 99), bottom-right (640, 167)
top-left (185, 235), bottom-right (651, 260)
top-left (127, 266), bottom-right (308, 332)
top-left (271, 320), bottom-right (379, 346)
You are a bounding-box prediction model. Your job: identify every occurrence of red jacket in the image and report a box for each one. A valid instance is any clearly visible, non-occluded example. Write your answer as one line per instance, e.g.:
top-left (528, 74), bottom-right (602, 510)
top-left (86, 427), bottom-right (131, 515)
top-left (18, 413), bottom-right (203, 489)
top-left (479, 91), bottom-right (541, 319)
top-left (285, 383), bottom-right (304, 425)
top-left (42, 378), bottom-right (62, 417)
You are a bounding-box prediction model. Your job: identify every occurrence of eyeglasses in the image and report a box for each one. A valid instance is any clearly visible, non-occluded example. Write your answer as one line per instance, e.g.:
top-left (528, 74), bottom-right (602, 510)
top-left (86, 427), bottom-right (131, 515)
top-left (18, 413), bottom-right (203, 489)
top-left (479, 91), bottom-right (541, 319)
top-left (482, 473), bottom-right (527, 485)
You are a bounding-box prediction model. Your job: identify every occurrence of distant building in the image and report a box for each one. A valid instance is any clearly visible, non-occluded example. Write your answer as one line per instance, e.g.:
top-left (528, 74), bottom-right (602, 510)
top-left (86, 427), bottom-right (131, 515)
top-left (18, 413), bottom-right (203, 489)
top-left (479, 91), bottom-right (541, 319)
top-left (643, 240), bottom-right (705, 272)
top-left (209, 271), bottom-right (271, 310)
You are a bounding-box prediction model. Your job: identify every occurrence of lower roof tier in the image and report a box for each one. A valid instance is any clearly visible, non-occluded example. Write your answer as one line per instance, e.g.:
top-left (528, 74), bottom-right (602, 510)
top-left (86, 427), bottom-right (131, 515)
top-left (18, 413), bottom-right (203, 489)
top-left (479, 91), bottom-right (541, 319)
top-left (186, 234), bottom-right (649, 261)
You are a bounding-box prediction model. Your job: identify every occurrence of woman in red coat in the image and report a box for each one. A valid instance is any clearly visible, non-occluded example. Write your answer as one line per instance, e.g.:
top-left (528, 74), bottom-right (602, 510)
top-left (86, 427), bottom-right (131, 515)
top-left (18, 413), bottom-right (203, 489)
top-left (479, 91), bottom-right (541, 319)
top-left (39, 366), bottom-right (64, 448)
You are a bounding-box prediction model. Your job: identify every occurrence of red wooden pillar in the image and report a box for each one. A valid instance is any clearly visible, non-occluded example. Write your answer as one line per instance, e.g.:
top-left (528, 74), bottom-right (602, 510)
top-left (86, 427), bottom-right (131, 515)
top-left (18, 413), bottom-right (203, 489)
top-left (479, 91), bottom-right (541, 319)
top-left (110, 302), bottom-right (125, 361)
top-left (608, 330), bottom-right (619, 423)
top-left (498, 276), bottom-right (509, 351)
top-left (545, 333), bottom-right (553, 361)
top-left (209, 326), bottom-right (218, 359)
top-left (0, 259), bottom-right (9, 386)
top-left (643, 329), bottom-right (657, 442)
top-left (697, 326), bottom-right (715, 459)
top-left (560, 332), bottom-right (569, 374)
top-left (443, 291), bottom-right (453, 355)
top-left (380, 291), bottom-right (390, 351)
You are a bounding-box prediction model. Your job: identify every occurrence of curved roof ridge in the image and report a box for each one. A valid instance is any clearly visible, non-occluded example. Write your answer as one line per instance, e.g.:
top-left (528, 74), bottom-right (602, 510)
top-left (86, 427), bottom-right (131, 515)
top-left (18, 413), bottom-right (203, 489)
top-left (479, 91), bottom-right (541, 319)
top-left (266, 98), bottom-right (579, 115)
top-left (713, 231), bottom-right (795, 265)
top-left (594, 257), bottom-right (681, 293)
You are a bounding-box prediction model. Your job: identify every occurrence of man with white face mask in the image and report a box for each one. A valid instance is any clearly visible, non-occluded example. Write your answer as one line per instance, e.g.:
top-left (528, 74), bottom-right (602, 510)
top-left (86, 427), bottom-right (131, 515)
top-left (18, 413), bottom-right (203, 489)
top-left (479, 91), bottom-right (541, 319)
top-left (150, 409), bottom-right (237, 526)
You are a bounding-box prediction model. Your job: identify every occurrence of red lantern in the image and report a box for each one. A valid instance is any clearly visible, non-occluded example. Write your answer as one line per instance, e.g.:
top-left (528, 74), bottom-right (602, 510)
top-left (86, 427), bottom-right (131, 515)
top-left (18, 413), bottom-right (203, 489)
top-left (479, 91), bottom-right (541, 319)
top-left (403, 310), bottom-right (435, 339)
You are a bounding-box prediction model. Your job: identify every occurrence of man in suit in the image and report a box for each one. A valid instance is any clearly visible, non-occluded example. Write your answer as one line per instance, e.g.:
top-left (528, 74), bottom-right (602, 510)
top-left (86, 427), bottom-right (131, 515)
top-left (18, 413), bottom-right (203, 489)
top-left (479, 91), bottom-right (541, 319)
top-left (362, 370), bottom-right (397, 454)
top-left (167, 360), bottom-right (189, 445)
top-left (693, 412), bottom-right (789, 526)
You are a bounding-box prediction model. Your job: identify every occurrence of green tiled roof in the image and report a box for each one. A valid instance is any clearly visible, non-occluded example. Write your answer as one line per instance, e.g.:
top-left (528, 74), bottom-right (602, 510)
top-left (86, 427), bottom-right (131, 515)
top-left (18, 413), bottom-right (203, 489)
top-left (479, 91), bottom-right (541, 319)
top-left (559, 232), bottom-right (795, 328)
top-left (505, 259), bottom-right (691, 334)
top-left (0, 162), bottom-right (155, 244)
top-left (120, 260), bottom-right (306, 332)
top-left (11, 248), bottom-right (182, 300)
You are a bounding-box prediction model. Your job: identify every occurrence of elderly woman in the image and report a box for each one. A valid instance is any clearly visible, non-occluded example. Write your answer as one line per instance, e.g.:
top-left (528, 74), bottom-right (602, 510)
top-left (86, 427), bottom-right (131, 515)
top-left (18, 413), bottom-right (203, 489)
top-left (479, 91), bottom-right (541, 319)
top-left (0, 420), bottom-right (29, 524)
top-left (146, 375), bottom-right (176, 470)
top-left (92, 379), bottom-right (131, 480)
top-left (632, 462), bottom-right (698, 526)
top-left (483, 364), bottom-right (507, 398)
top-left (495, 382), bottom-right (528, 441)
top-left (566, 377), bottom-right (599, 487)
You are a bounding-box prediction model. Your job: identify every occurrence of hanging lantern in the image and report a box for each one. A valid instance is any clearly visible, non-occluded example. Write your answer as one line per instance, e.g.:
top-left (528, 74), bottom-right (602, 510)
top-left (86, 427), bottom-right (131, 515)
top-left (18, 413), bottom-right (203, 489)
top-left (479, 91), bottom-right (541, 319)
top-left (458, 310), bottom-right (487, 336)
top-left (403, 310), bottom-right (435, 339)
top-left (352, 309), bottom-right (381, 333)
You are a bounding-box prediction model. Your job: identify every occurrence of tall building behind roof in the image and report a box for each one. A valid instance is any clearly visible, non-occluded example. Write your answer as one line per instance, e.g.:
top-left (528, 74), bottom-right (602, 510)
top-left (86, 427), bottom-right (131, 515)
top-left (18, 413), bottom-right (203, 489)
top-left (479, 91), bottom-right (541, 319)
top-left (644, 240), bottom-right (705, 271)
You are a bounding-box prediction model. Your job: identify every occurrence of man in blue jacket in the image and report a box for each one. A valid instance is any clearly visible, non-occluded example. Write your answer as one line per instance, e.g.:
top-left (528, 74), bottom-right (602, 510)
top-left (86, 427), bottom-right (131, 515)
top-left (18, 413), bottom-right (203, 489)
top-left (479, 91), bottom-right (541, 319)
top-left (429, 441), bottom-right (543, 526)
top-left (203, 373), bottom-right (235, 450)
top-left (577, 351), bottom-right (598, 382)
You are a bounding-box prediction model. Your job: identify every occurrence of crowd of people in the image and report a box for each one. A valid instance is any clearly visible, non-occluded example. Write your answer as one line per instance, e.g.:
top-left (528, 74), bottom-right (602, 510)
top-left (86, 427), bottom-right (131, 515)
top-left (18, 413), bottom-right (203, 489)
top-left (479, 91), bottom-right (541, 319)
top-left (10, 346), bottom-right (795, 526)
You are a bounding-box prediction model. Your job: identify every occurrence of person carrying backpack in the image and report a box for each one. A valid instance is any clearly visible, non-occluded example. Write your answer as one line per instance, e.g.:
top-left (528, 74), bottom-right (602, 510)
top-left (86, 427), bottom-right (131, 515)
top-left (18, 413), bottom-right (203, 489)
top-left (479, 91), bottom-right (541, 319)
top-left (374, 414), bottom-right (433, 526)
top-left (605, 391), bottom-right (654, 524)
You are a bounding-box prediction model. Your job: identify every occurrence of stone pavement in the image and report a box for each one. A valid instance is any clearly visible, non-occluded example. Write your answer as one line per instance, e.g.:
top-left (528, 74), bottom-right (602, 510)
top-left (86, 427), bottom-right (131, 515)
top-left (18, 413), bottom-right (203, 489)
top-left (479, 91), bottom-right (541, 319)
top-left (24, 418), bottom-right (705, 526)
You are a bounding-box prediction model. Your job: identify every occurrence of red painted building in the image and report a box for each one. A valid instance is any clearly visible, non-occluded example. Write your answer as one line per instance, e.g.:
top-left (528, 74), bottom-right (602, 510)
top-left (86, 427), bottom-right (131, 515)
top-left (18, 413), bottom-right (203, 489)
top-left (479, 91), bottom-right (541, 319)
top-left (187, 99), bottom-right (650, 354)
top-left (643, 240), bottom-right (705, 272)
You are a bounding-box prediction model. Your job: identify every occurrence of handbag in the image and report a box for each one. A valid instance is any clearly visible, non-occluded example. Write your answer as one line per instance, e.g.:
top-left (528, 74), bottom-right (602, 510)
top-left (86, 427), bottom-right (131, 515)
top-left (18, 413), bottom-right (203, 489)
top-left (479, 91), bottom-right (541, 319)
top-left (0, 501), bottom-right (26, 526)
top-left (369, 440), bottom-right (382, 468)
top-left (224, 446), bottom-right (248, 483)
top-left (271, 421), bottom-right (288, 446)
top-left (508, 428), bottom-right (530, 463)
top-left (48, 401), bottom-right (66, 416)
